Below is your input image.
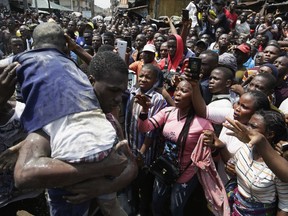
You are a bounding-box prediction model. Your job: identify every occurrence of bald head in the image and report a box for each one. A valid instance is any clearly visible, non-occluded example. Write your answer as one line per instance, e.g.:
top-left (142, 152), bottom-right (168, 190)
top-left (32, 22), bottom-right (66, 51)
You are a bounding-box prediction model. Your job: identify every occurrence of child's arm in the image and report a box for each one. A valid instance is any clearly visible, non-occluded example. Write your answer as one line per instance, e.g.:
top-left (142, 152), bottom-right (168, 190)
top-left (65, 34), bottom-right (93, 65)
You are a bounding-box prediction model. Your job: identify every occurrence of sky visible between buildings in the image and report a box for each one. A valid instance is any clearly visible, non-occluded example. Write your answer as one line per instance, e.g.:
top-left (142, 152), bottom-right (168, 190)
top-left (94, 0), bottom-right (111, 9)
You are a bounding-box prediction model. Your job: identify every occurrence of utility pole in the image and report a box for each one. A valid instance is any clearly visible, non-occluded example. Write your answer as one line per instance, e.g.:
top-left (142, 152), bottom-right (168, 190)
top-left (48, 0), bottom-right (51, 13)
top-left (71, 0), bottom-right (74, 11)
top-left (90, 0), bottom-right (94, 17)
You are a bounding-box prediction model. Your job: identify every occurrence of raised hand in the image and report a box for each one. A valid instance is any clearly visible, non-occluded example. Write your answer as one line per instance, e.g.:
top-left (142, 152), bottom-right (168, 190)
top-left (163, 16), bottom-right (171, 24)
top-left (223, 117), bottom-right (250, 144)
top-left (171, 74), bottom-right (181, 87)
top-left (223, 117), bottom-right (271, 148)
top-left (134, 94), bottom-right (151, 112)
top-left (183, 65), bottom-right (201, 87)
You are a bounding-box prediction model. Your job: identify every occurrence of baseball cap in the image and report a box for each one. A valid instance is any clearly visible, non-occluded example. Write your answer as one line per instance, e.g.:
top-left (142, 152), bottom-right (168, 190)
top-left (196, 40), bottom-right (208, 49)
top-left (86, 22), bottom-right (94, 29)
top-left (219, 53), bottom-right (237, 72)
top-left (235, 43), bottom-right (251, 54)
top-left (142, 44), bottom-right (156, 53)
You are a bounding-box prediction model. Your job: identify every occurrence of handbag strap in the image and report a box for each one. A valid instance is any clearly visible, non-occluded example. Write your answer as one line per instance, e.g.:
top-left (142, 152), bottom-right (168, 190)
top-left (162, 108), bottom-right (194, 174)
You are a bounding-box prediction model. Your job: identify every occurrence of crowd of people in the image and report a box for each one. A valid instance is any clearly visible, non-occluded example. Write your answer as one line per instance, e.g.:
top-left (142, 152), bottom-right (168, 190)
top-left (0, 0), bottom-right (288, 215)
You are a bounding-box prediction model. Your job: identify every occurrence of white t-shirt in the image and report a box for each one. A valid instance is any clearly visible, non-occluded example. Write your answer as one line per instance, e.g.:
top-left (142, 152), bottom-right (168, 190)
top-left (279, 98), bottom-right (288, 114)
top-left (186, 1), bottom-right (198, 27)
top-left (43, 109), bottom-right (117, 163)
top-left (206, 107), bottom-right (245, 184)
top-left (208, 94), bottom-right (232, 109)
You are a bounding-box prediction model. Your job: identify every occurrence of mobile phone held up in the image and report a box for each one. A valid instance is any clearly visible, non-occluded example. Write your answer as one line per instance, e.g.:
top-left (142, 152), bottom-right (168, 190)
top-left (188, 57), bottom-right (201, 80)
top-left (182, 9), bottom-right (189, 21)
top-left (117, 40), bottom-right (127, 61)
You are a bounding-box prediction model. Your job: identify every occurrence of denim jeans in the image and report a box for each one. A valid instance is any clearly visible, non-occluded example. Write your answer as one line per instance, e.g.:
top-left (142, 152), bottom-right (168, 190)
top-left (152, 175), bottom-right (199, 216)
top-left (118, 168), bottom-right (154, 216)
top-left (47, 188), bottom-right (90, 216)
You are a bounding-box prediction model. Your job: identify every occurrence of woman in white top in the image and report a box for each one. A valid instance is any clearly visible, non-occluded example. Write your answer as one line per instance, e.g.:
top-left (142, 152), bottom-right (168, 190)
top-left (188, 71), bottom-right (271, 184)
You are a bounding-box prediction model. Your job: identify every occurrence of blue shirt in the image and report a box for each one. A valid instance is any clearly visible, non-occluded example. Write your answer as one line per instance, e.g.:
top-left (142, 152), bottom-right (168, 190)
top-left (14, 48), bottom-right (99, 132)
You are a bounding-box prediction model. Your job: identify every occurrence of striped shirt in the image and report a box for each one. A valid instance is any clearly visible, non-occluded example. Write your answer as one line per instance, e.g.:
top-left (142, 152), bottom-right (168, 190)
top-left (125, 87), bottom-right (167, 165)
top-left (235, 145), bottom-right (288, 211)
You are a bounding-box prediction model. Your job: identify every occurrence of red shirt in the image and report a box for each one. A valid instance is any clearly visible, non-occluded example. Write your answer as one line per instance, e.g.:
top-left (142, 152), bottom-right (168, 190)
top-left (224, 8), bottom-right (238, 30)
top-left (129, 59), bottom-right (159, 77)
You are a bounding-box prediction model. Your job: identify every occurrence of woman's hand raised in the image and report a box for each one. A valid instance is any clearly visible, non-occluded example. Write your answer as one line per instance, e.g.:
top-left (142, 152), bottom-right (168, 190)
top-left (183, 65), bottom-right (201, 88)
top-left (223, 117), bottom-right (250, 144)
top-left (134, 94), bottom-right (151, 113)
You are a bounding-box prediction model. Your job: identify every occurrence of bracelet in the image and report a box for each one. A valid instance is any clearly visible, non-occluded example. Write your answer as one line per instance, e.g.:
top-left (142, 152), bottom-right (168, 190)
top-left (139, 112), bottom-right (148, 121)
top-left (138, 149), bottom-right (145, 160)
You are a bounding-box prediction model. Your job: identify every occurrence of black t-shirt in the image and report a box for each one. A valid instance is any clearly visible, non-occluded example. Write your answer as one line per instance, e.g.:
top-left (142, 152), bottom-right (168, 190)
top-left (215, 12), bottom-right (230, 33)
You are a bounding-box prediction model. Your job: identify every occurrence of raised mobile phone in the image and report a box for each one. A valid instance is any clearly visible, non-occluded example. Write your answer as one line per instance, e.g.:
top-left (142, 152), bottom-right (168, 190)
top-left (182, 9), bottom-right (189, 21)
top-left (117, 40), bottom-right (127, 61)
top-left (188, 57), bottom-right (202, 80)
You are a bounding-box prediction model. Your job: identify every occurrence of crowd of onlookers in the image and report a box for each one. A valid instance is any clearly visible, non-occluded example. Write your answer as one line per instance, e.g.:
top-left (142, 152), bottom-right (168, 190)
top-left (1, 0), bottom-right (288, 215)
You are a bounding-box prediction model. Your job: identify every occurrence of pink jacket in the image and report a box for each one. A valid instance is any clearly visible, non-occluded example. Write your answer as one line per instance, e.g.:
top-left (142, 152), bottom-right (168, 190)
top-left (191, 135), bottom-right (230, 216)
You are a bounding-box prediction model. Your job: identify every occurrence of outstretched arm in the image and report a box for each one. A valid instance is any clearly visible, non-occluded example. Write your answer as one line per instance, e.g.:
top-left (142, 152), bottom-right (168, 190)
top-left (184, 69), bottom-right (207, 118)
top-left (251, 133), bottom-right (288, 183)
top-left (65, 34), bottom-right (93, 65)
top-left (14, 131), bottom-right (129, 189)
top-left (163, 16), bottom-right (177, 35)
top-left (180, 19), bottom-right (192, 46)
